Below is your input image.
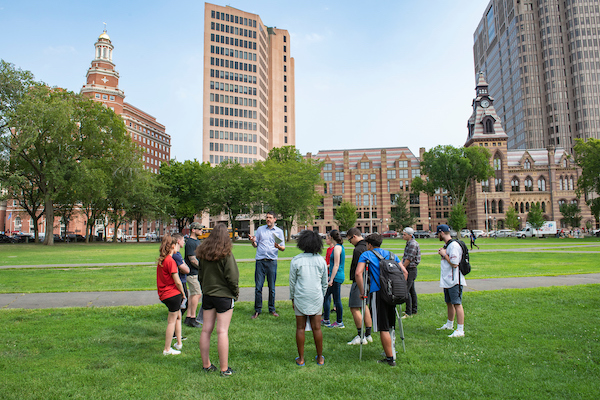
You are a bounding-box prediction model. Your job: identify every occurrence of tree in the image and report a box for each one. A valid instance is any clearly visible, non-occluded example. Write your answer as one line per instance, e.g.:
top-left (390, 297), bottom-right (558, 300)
top-left (206, 160), bottom-right (254, 239)
top-left (527, 202), bottom-right (545, 235)
top-left (0, 60), bottom-right (36, 135)
top-left (412, 145), bottom-right (494, 206)
top-left (574, 138), bottom-right (600, 228)
top-left (334, 201), bottom-right (357, 231)
top-left (505, 207), bottom-right (520, 231)
top-left (559, 203), bottom-right (582, 229)
top-left (124, 170), bottom-right (166, 242)
top-left (256, 146), bottom-right (322, 242)
top-left (159, 160), bottom-right (211, 232)
top-left (448, 203), bottom-right (467, 235)
top-left (588, 198), bottom-right (600, 229)
top-left (389, 193), bottom-right (417, 230)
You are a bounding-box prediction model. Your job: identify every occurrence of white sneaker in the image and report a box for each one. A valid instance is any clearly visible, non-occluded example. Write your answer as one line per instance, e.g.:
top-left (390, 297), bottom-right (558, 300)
top-left (365, 335), bottom-right (373, 343)
top-left (437, 323), bottom-right (454, 330)
top-left (163, 347), bottom-right (181, 355)
top-left (347, 335), bottom-right (368, 345)
top-left (448, 330), bottom-right (465, 338)
top-left (173, 342), bottom-right (183, 350)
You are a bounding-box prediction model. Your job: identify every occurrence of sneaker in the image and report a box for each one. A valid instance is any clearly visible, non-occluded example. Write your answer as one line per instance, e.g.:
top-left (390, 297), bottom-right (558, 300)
top-left (251, 312), bottom-right (260, 319)
top-left (365, 335), bottom-right (373, 343)
top-left (202, 364), bottom-right (217, 372)
top-left (347, 335), bottom-right (368, 345)
top-left (173, 335), bottom-right (187, 341)
top-left (220, 367), bottom-right (235, 377)
top-left (448, 330), bottom-right (465, 338)
top-left (377, 358), bottom-right (396, 367)
top-left (321, 319), bottom-right (331, 327)
top-left (401, 313), bottom-right (412, 319)
top-left (163, 348), bottom-right (181, 356)
top-left (185, 318), bottom-right (201, 328)
top-left (437, 323), bottom-right (454, 330)
top-left (328, 322), bottom-right (345, 328)
top-left (195, 317), bottom-right (203, 325)
top-left (173, 342), bottom-right (183, 350)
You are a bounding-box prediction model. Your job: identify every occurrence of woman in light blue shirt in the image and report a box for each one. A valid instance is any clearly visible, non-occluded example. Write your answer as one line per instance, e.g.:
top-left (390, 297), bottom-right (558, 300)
top-left (289, 230), bottom-right (328, 366)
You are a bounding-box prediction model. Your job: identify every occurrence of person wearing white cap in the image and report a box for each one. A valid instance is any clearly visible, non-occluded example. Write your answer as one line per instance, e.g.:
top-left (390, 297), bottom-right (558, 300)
top-left (400, 227), bottom-right (420, 319)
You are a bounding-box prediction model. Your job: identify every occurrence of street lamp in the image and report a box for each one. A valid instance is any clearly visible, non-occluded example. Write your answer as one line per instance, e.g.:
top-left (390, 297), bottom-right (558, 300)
top-left (494, 217), bottom-right (497, 239)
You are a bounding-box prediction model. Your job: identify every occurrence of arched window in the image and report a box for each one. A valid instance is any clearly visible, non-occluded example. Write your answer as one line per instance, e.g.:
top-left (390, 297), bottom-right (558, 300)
top-left (494, 156), bottom-right (502, 171)
top-left (524, 159), bottom-right (531, 169)
top-left (499, 200), bottom-right (504, 213)
top-left (495, 178), bottom-right (503, 192)
top-left (571, 199), bottom-right (578, 205)
top-left (511, 177), bottom-right (520, 192)
top-left (563, 159), bottom-right (568, 168)
top-left (569, 176), bottom-right (574, 191)
top-left (514, 203), bottom-right (519, 212)
top-left (481, 180), bottom-right (490, 192)
top-left (526, 202), bottom-right (530, 212)
top-left (485, 119), bottom-right (494, 133)
top-left (520, 202), bottom-right (524, 213)
top-left (563, 176), bottom-right (568, 190)
top-left (541, 202), bottom-right (546, 212)
top-left (491, 200), bottom-right (497, 213)
top-left (559, 176), bottom-right (563, 190)
top-left (538, 177), bottom-right (546, 191)
top-left (558, 199), bottom-right (566, 207)
top-left (524, 177), bottom-right (533, 191)
top-left (15, 216), bottom-right (22, 229)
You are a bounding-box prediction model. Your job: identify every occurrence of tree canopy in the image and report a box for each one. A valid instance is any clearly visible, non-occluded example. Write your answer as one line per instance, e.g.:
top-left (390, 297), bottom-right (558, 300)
top-left (334, 201), bottom-right (357, 232)
top-left (448, 203), bottom-right (467, 235)
top-left (389, 193), bottom-right (417, 230)
top-left (505, 207), bottom-right (520, 231)
top-left (412, 145), bottom-right (494, 206)
top-left (559, 203), bottom-right (582, 229)
top-left (574, 138), bottom-right (600, 227)
top-left (527, 202), bottom-right (546, 232)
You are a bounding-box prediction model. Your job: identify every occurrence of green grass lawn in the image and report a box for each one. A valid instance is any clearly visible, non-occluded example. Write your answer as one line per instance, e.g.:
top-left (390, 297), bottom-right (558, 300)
top-left (1, 285), bottom-right (598, 399)
top-left (1, 251), bottom-right (599, 293)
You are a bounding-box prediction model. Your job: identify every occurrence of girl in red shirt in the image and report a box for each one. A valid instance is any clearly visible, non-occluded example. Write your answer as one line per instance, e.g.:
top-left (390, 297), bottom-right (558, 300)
top-left (157, 234), bottom-right (187, 355)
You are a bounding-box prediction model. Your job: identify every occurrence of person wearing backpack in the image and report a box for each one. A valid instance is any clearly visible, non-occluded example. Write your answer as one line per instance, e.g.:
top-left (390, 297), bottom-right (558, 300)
top-left (435, 224), bottom-right (466, 338)
top-left (355, 233), bottom-right (408, 366)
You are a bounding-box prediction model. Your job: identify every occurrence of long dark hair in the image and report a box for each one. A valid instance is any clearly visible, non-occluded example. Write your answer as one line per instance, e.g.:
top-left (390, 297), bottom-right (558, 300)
top-left (158, 234), bottom-right (177, 266)
top-left (328, 229), bottom-right (343, 245)
top-left (196, 224), bottom-right (232, 262)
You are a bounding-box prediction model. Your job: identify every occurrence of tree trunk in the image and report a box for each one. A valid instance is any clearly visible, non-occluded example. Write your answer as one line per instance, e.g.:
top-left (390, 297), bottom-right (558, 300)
top-left (43, 197), bottom-right (54, 246)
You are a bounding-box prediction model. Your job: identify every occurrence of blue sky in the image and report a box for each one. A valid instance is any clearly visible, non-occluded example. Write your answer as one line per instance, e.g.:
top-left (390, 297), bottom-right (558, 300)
top-left (1, 0), bottom-right (491, 162)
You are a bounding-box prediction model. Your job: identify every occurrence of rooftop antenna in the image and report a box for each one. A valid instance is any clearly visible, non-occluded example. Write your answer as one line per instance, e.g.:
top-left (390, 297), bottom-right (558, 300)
top-left (103, 22), bottom-right (107, 32)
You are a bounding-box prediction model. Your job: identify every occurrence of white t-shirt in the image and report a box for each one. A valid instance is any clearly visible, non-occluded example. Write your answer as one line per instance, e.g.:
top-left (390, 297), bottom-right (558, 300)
top-left (440, 241), bottom-right (467, 288)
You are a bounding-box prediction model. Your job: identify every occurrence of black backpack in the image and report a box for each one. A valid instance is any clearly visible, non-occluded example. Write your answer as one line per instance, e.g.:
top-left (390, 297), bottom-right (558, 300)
top-left (445, 239), bottom-right (471, 281)
top-left (371, 250), bottom-right (408, 305)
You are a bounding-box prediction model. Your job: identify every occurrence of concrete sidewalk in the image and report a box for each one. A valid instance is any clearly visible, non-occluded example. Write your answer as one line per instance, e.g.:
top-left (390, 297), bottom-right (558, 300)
top-left (2, 273), bottom-right (599, 309)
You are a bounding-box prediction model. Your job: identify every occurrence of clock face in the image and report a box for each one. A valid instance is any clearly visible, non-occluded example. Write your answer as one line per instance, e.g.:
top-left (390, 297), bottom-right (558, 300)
top-left (481, 99), bottom-right (490, 108)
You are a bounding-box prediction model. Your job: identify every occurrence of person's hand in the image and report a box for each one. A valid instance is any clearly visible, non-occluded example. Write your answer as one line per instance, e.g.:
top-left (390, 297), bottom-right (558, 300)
top-left (328, 280), bottom-right (333, 287)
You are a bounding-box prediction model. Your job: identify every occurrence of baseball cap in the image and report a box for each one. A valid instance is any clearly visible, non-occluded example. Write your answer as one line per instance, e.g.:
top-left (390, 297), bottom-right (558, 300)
top-left (190, 222), bottom-right (203, 230)
top-left (403, 227), bottom-right (414, 236)
top-left (436, 224), bottom-right (450, 234)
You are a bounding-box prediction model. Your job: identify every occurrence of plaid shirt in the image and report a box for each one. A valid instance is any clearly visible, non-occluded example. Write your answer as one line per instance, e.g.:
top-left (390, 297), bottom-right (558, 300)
top-left (402, 237), bottom-right (421, 269)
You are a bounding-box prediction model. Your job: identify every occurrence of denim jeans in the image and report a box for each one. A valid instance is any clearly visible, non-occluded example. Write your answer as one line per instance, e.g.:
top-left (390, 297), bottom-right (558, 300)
top-left (323, 281), bottom-right (343, 323)
top-left (404, 268), bottom-right (418, 315)
top-left (254, 259), bottom-right (277, 313)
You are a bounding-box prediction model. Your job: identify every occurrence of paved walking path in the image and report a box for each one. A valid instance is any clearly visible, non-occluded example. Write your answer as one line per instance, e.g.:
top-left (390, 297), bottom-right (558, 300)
top-left (2, 273), bottom-right (599, 309)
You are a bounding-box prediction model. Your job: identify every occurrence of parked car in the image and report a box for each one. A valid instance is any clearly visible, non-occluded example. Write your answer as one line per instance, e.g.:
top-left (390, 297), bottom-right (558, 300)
top-left (460, 229), bottom-right (470, 237)
top-left (340, 231), bottom-right (347, 238)
top-left (0, 233), bottom-right (16, 243)
top-left (66, 234), bottom-right (86, 242)
top-left (382, 230), bottom-right (398, 238)
top-left (414, 230), bottom-right (431, 238)
top-left (491, 229), bottom-right (515, 238)
top-left (12, 233), bottom-right (33, 243)
top-left (472, 230), bottom-right (485, 238)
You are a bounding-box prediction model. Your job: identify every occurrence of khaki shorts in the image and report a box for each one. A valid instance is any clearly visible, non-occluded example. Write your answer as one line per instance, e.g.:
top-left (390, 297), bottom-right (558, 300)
top-left (187, 275), bottom-right (202, 296)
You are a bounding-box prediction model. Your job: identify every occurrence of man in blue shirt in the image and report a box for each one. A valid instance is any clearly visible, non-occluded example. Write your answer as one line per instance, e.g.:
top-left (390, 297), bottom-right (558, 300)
top-left (355, 233), bottom-right (407, 366)
top-left (249, 212), bottom-right (285, 318)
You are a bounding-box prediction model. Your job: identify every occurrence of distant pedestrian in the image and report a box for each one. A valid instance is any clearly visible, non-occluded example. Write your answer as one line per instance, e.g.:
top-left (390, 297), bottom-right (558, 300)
top-left (156, 234), bottom-right (186, 355)
top-left (470, 230), bottom-right (480, 250)
top-left (401, 227), bottom-right (420, 319)
top-left (196, 224), bottom-right (239, 376)
top-left (322, 229), bottom-right (345, 328)
top-left (436, 224), bottom-right (466, 338)
top-left (249, 211), bottom-right (285, 318)
top-left (289, 230), bottom-right (328, 366)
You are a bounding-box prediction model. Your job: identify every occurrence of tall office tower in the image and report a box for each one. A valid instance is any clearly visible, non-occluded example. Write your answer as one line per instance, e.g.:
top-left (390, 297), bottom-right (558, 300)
top-left (473, 0), bottom-right (600, 153)
top-left (81, 30), bottom-right (171, 174)
top-left (203, 3), bottom-right (295, 165)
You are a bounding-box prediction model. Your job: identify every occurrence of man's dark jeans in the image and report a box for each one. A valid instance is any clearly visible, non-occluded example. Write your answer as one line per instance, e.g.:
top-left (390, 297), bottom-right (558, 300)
top-left (404, 268), bottom-right (418, 315)
top-left (254, 259), bottom-right (277, 313)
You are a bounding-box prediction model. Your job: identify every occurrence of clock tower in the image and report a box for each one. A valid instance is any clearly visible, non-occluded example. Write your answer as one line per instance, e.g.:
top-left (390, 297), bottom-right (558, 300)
top-left (80, 30), bottom-right (125, 114)
top-left (465, 72), bottom-right (508, 148)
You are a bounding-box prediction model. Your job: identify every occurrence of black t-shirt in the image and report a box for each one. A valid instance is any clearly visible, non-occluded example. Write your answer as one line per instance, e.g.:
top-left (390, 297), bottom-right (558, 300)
top-left (350, 239), bottom-right (368, 282)
top-left (185, 237), bottom-right (201, 275)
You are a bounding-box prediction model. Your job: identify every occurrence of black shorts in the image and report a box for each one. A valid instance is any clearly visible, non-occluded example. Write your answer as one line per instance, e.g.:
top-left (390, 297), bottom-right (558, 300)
top-left (162, 293), bottom-right (183, 313)
top-left (202, 294), bottom-right (235, 313)
top-left (370, 291), bottom-right (395, 332)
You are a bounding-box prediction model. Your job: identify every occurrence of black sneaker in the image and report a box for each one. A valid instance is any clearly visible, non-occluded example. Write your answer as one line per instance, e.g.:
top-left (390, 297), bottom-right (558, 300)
top-left (185, 318), bottom-right (200, 328)
top-left (202, 364), bottom-right (217, 372)
top-left (377, 358), bottom-right (396, 367)
top-left (220, 367), bottom-right (235, 377)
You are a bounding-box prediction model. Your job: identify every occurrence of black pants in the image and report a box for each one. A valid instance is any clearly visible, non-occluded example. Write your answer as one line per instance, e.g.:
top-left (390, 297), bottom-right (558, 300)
top-left (404, 268), bottom-right (418, 315)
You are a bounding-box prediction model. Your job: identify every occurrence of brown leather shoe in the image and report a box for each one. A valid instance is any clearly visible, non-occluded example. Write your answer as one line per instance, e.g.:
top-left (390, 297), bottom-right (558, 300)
top-left (270, 311), bottom-right (280, 317)
top-left (251, 312), bottom-right (260, 319)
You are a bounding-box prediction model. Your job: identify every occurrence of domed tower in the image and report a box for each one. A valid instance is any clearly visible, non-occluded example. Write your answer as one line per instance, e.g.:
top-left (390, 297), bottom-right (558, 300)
top-left (81, 30), bottom-right (125, 114)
